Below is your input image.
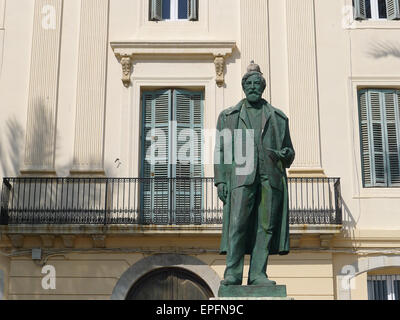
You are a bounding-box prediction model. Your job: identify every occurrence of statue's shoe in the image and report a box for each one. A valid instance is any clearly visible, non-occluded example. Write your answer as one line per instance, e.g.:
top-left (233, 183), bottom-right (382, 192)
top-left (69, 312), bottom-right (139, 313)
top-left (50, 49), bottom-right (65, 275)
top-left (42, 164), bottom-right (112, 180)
top-left (220, 276), bottom-right (241, 286)
top-left (247, 277), bottom-right (276, 286)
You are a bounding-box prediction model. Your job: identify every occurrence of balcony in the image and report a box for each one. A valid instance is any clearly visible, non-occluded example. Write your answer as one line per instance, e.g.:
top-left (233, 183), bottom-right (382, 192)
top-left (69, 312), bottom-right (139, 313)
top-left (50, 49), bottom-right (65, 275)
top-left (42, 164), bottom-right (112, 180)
top-left (0, 177), bottom-right (342, 228)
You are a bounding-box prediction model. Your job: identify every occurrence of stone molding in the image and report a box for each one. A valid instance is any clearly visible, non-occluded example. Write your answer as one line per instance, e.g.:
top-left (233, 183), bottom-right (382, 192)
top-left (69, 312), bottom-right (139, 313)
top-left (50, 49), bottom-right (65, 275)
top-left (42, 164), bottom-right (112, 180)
top-left (23, 0), bottom-right (63, 172)
top-left (110, 254), bottom-right (221, 299)
top-left (72, 0), bottom-right (109, 172)
top-left (1, 224), bottom-right (341, 237)
top-left (110, 40), bottom-right (236, 87)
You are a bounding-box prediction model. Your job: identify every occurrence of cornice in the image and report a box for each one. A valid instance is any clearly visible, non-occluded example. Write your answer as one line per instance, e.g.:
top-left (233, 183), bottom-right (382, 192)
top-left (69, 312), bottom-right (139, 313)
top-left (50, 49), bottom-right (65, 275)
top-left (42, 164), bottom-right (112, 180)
top-left (110, 40), bottom-right (236, 57)
top-left (110, 40), bottom-right (237, 87)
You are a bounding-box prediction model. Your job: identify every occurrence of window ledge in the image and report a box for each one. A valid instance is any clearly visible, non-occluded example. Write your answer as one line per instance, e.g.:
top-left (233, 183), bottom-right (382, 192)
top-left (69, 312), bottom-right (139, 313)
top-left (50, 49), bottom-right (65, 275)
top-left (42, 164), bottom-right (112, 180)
top-left (111, 40), bottom-right (236, 57)
top-left (353, 188), bottom-right (400, 199)
top-left (348, 20), bottom-right (400, 29)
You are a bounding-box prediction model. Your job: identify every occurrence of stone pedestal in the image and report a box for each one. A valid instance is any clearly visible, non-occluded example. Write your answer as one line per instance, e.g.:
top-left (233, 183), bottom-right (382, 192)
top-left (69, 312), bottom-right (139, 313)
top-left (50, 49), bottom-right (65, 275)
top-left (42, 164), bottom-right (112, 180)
top-left (218, 284), bottom-right (288, 298)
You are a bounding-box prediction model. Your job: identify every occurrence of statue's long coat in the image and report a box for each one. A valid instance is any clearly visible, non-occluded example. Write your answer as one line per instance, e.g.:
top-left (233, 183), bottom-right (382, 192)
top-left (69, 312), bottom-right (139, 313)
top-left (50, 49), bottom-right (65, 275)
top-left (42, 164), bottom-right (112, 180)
top-left (214, 99), bottom-right (295, 255)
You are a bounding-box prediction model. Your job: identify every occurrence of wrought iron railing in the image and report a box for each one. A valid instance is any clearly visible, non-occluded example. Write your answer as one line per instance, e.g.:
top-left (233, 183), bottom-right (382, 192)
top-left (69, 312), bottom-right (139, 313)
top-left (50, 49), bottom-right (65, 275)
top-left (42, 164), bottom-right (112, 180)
top-left (0, 177), bottom-right (342, 226)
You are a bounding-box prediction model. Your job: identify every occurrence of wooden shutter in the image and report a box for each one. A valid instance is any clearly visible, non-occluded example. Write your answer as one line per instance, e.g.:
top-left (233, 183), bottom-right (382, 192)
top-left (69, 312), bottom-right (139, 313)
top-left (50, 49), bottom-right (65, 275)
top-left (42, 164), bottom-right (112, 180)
top-left (187, 0), bottom-right (198, 21)
top-left (359, 90), bottom-right (373, 186)
top-left (354, 0), bottom-right (367, 20)
top-left (369, 91), bottom-right (387, 186)
top-left (359, 90), bottom-right (386, 186)
top-left (150, 0), bottom-right (162, 21)
top-left (359, 89), bottom-right (400, 187)
top-left (386, 0), bottom-right (400, 20)
top-left (173, 90), bottom-right (203, 224)
top-left (141, 90), bottom-right (171, 224)
top-left (383, 90), bottom-right (400, 186)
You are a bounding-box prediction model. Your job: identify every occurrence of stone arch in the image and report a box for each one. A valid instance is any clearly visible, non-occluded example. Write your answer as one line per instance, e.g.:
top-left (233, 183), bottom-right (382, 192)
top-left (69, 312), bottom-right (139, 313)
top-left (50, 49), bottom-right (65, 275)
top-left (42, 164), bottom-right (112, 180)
top-left (337, 255), bottom-right (400, 300)
top-left (110, 254), bottom-right (221, 300)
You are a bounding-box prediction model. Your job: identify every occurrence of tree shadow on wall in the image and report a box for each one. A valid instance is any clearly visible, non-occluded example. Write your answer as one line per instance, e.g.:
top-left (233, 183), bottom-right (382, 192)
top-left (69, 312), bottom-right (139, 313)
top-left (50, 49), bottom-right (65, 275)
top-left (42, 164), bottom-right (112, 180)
top-left (1, 100), bottom-right (66, 224)
top-left (0, 98), bottom-right (116, 224)
top-left (0, 117), bottom-right (24, 178)
top-left (367, 41), bottom-right (400, 59)
top-left (0, 98), bottom-right (59, 177)
top-left (23, 98), bottom-right (58, 170)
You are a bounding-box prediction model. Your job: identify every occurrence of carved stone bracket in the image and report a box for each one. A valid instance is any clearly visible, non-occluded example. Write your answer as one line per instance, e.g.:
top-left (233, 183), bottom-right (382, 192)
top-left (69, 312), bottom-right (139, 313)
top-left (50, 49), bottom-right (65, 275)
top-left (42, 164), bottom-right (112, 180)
top-left (92, 235), bottom-right (106, 248)
top-left (320, 234), bottom-right (334, 249)
top-left (40, 235), bottom-right (56, 248)
top-left (61, 235), bottom-right (76, 248)
top-left (114, 53), bottom-right (133, 88)
top-left (7, 235), bottom-right (24, 248)
top-left (214, 55), bottom-right (225, 87)
top-left (111, 41), bottom-right (236, 88)
top-left (290, 234), bottom-right (302, 248)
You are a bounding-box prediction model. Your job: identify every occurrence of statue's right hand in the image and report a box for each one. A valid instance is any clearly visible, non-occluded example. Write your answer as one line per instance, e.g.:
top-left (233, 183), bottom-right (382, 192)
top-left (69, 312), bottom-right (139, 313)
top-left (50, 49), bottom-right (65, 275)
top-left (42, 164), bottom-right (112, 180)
top-left (217, 183), bottom-right (228, 204)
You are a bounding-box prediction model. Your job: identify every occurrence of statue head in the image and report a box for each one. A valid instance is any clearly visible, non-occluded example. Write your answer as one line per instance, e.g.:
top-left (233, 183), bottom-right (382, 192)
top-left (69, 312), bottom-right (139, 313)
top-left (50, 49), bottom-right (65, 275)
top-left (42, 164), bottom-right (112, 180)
top-left (242, 61), bottom-right (266, 103)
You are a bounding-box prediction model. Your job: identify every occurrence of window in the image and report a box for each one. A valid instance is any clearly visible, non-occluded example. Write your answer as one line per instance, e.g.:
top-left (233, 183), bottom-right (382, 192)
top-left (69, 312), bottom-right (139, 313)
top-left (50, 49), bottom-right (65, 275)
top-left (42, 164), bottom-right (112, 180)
top-left (149, 0), bottom-right (198, 21)
top-left (140, 89), bottom-right (204, 224)
top-left (368, 275), bottom-right (400, 300)
top-left (358, 89), bottom-right (400, 187)
top-left (354, 0), bottom-right (400, 20)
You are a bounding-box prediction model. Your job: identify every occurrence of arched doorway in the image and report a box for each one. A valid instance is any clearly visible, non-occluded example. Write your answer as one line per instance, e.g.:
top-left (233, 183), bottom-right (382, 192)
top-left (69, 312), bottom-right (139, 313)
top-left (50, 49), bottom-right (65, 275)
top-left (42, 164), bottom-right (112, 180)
top-left (126, 267), bottom-right (213, 300)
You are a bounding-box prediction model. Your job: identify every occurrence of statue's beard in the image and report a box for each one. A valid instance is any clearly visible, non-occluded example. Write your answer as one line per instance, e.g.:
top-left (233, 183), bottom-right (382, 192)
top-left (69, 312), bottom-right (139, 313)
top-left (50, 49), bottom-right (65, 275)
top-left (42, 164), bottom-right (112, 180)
top-left (246, 93), bottom-right (262, 103)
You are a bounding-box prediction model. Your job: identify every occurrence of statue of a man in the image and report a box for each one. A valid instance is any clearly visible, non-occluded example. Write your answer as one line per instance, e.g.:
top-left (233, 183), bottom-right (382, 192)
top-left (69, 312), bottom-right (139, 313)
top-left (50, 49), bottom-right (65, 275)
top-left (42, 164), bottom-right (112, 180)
top-left (214, 62), bottom-right (295, 286)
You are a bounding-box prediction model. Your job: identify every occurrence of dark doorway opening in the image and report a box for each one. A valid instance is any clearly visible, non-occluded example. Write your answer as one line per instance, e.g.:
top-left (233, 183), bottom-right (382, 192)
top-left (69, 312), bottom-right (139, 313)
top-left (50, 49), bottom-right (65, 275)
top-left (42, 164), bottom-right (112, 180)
top-left (126, 267), bottom-right (214, 300)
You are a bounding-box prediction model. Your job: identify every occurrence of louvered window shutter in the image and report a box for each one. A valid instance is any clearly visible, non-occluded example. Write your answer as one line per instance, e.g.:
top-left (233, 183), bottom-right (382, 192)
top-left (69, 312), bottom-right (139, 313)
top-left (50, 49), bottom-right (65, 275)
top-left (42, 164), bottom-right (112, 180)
top-left (359, 90), bottom-right (373, 186)
top-left (382, 90), bottom-right (400, 186)
top-left (187, 0), bottom-right (198, 21)
top-left (173, 90), bottom-right (203, 224)
top-left (150, 0), bottom-right (162, 21)
top-left (359, 90), bottom-right (386, 186)
top-left (386, 0), bottom-right (400, 20)
top-left (141, 90), bottom-right (171, 224)
top-left (354, 0), bottom-right (367, 20)
top-left (369, 91), bottom-right (386, 186)
top-left (359, 89), bottom-right (400, 187)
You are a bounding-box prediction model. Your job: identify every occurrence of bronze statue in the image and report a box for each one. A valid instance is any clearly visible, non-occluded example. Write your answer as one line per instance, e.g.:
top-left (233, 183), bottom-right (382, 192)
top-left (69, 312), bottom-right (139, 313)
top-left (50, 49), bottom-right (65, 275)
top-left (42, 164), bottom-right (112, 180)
top-left (214, 62), bottom-right (295, 288)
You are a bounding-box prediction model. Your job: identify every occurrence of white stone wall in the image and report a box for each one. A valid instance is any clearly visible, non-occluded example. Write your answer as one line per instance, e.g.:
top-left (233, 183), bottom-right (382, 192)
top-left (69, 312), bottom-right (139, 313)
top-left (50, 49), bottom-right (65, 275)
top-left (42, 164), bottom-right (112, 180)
top-left (1, 0), bottom-right (400, 300)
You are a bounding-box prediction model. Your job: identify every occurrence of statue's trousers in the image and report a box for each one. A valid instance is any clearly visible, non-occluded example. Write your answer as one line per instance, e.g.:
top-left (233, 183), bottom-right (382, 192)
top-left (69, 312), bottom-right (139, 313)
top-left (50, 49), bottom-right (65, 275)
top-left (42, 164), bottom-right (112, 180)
top-left (224, 174), bottom-right (283, 282)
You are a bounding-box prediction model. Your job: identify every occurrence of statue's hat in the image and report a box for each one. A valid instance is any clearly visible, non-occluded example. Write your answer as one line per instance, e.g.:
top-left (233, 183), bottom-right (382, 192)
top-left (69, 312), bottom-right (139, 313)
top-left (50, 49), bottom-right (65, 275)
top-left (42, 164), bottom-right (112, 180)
top-left (247, 60), bottom-right (263, 74)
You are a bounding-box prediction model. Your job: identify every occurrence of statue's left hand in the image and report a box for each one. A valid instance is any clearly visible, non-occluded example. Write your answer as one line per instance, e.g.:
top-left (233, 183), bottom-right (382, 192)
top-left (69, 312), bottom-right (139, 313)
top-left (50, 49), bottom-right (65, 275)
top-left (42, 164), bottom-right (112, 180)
top-left (278, 148), bottom-right (290, 159)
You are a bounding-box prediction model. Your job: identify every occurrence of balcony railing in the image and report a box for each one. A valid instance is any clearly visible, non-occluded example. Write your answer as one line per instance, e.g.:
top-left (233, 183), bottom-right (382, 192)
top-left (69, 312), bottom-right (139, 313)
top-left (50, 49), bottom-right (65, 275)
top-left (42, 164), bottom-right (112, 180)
top-left (0, 177), bottom-right (342, 226)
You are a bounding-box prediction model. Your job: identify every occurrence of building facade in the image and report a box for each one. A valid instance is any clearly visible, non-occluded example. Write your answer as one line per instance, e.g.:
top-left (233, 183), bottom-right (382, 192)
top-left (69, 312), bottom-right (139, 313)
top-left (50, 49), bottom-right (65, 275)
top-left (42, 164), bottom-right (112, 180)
top-left (0, 0), bottom-right (400, 300)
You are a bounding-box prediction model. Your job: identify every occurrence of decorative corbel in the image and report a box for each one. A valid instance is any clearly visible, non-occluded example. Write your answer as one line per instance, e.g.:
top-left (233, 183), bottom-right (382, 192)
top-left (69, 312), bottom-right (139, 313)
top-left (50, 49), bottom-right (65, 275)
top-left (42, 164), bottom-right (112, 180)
top-left (40, 235), bottom-right (56, 248)
top-left (290, 234), bottom-right (302, 248)
top-left (92, 235), bottom-right (106, 248)
top-left (320, 234), bottom-right (334, 249)
top-left (115, 53), bottom-right (133, 88)
top-left (121, 54), bottom-right (133, 88)
top-left (214, 55), bottom-right (225, 87)
top-left (7, 234), bottom-right (24, 248)
top-left (61, 235), bottom-right (76, 248)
